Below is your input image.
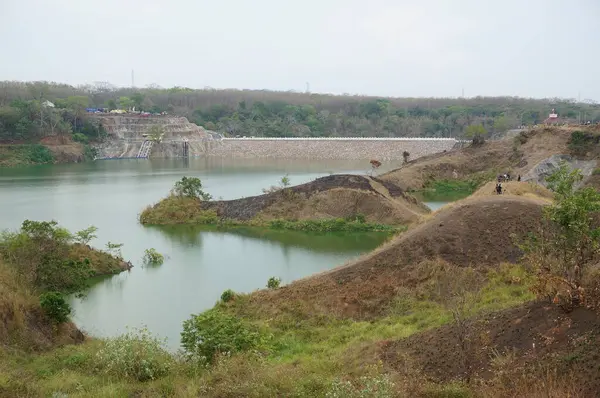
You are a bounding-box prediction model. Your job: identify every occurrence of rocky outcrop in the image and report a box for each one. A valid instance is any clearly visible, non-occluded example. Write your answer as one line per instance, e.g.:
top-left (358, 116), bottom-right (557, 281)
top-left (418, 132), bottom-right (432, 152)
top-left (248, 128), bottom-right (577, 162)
top-left (522, 154), bottom-right (597, 188)
top-left (90, 115), bottom-right (215, 158)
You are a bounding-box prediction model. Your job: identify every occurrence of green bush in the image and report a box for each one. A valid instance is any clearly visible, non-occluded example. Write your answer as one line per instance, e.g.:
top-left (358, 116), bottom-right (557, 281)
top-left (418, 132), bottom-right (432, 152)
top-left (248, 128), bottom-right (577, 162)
top-left (143, 248), bottom-right (164, 265)
top-left (95, 327), bottom-right (173, 382)
top-left (267, 218), bottom-right (396, 233)
top-left (36, 257), bottom-right (93, 294)
top-left (267, 277), bottom-right (282, 289)
top-left (568, 130), bottom-right (598, 156)
top-left (172, 176), bottom-right (212, 201)
top-left (346, 213), bottom-right (366, 223)
top-left (220, 289), bottom-right (236, 303)
top-left (181, 309), bottom-right (267, 364)
top-left (27, 144), bottom-right (54, 164)
top-left (39, 292), bottom-right (72, 323)
top-left (72, 132), bottom-right (89, 144)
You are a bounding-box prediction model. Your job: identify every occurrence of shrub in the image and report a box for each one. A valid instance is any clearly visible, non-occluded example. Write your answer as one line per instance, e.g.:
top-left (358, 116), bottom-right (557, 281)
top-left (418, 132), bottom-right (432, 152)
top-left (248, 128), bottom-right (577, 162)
top-left (73, 226), bottom-right (98, 245)
top-left (347, 213), bottom-right (366, 223)
top-left (95, 326), bottom-right (173, 382)
top-left (568, 130), bottom-right (597, 156)
top-left (143, 248), bottom-right (164, 265)
top-left (181, 309), bottom-right (266, 364)
top-left (267, 276), bottom-right (282, 289)
top-left (28, 144), bottom-right (54, 164)
top-left (36, 256), bottom-right (93, 295)
top-left (220, 289), bottom-right (236, 303)
top-left (72, 132), bottom-right (89, 144)
top-left (39, 292), bottom-right (72, 323)
top-left (172, 176), bottom-right (212, 201)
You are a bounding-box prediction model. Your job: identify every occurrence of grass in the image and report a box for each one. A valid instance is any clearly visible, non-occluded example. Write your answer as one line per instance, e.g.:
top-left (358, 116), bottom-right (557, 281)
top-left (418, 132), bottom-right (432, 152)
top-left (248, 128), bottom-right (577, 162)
top-left (139, 196), bottom-right (219, 225)
top-left (140, 196), bottom-right (403, 233)
top-left (0, 260), bottom-right (539, 397)
top-left (0, 144), bottom-right (54, 167)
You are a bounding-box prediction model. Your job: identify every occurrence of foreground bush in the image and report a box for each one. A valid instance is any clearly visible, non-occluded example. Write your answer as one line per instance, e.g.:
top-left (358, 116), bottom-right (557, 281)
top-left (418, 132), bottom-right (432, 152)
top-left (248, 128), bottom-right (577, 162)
top-left (181, 309), bottom-right (269, 364)
top-left (95, 327), bottom-right (174, 382)
top-left (0, 220), bottom-right (124, 295)
top-left (39, 292), bottom-right (71, 323)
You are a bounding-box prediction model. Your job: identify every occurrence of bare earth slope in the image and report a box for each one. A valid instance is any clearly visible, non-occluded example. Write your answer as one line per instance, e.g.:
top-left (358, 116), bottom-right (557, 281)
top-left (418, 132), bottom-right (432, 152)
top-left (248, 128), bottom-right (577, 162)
top-left (245, 196), bottom-right (546, 319)
top-left (381, 301), bottom-right (600, 396)
top-left (379, 127), bottom-right (578, 191)
top-left (201, 174), bottom-right (429, 225)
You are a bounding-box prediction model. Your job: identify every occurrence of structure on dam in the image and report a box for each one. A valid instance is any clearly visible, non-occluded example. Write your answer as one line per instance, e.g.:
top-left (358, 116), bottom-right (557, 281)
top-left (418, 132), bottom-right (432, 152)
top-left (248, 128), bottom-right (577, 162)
top-left (91, 115), bottom-right (463, 161)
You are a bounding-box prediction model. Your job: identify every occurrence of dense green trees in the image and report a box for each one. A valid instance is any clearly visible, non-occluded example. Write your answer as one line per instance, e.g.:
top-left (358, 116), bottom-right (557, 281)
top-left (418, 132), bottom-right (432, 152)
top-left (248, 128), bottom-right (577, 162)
top-left (0, 95), bottom-right (106, 143)
top-left (1, 81), bottom-right (599, 140)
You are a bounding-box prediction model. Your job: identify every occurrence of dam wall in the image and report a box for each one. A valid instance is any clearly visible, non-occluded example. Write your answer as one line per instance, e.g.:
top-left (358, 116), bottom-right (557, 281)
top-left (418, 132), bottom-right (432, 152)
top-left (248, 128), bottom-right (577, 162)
top-left (206, 137), bottom-right (460, 161)
top-left (90, 115), bottom-right (464, 160)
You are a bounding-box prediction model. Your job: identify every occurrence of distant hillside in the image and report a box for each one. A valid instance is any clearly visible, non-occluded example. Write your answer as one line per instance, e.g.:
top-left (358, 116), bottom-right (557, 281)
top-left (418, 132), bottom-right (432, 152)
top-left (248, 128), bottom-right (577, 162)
top-left (2, 81), bottom-right (599, 139)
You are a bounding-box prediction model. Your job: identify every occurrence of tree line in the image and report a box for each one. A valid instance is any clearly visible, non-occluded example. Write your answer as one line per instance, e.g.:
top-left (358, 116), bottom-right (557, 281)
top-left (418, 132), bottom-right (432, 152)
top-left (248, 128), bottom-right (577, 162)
top-left (0, 94), bottom-right (105, 143)
top-left (1, 81), bottom-right (599, 141)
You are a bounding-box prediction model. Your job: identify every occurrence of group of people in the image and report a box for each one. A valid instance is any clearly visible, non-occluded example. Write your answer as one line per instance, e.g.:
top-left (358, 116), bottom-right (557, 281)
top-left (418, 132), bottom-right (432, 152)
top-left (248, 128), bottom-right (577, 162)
top-left (495, 173), bottom-right (522, 194)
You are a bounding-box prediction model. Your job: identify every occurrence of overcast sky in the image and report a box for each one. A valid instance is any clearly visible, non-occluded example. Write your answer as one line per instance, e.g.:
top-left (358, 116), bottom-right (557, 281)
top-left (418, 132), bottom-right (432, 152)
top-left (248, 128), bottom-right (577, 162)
top-left (1, 0), bottom-right (598, 99)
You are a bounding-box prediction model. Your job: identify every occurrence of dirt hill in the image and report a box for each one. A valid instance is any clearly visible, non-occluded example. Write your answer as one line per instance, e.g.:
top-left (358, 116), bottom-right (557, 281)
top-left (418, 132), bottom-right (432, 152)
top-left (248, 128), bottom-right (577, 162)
top-left (201, 174), bottom-right (429, 225)
top-left (380, 300), bottom-right (600, 396)
top-left (379, 126), bottom-right (591, 191)
top-left (472, 181), bottom-right (554, 202)
top-left (245, 195), bottom-right (546, 319)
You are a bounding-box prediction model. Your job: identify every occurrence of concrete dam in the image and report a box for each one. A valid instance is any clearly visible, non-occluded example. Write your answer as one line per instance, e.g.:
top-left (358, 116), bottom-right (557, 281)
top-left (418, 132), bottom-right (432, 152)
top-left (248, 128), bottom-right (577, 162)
top-left (91, 116), bottom-right (462, 161)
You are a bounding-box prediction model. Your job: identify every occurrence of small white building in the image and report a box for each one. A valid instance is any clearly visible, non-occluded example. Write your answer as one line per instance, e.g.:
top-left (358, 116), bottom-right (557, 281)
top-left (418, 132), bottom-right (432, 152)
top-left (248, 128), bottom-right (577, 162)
top-left (42, 100), bottom-right (55, 108)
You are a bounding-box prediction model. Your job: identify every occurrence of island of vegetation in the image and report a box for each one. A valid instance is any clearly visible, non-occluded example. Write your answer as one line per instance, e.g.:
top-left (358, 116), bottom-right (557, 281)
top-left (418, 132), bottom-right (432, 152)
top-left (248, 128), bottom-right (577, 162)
top-left (139, 173), bottom-right (429, 233)
top-left (3, 123), bottom-right (600, 397)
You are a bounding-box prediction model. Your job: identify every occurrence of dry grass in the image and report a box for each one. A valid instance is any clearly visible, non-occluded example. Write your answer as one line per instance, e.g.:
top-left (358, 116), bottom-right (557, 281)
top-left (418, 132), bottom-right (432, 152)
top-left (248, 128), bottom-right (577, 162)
top-left (472, 181), bottom-right (554, 202)
top-left (139, 195), bottom-right (218, 225)
top-left (259, 187), bottom-right (426, 225)
top-left (68, 244), bottom-right (130, 275)
top-left (380, 126), bottom-right (576, 191)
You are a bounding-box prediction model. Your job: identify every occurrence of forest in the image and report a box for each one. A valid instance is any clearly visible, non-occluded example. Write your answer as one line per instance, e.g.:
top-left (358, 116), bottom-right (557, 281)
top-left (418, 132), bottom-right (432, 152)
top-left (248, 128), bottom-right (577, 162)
top-left (1, 80), bottom-right (599, 141)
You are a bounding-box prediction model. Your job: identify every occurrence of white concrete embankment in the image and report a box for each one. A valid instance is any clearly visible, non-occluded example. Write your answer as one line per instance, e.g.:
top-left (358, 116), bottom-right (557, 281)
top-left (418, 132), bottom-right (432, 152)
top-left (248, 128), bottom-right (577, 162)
top-left (207, 137), bottom-right (460, 161)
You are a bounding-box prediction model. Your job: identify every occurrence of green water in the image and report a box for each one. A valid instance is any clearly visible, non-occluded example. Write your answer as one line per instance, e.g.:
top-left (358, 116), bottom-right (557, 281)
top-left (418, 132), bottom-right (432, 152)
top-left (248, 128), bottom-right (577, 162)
top-left (0, 157), bottom-right (398, 350)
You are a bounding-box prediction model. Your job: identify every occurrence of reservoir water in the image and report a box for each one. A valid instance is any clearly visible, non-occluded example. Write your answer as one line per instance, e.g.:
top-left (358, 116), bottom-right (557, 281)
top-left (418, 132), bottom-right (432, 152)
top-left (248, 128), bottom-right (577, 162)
top-left (0, 157), bottom-right (409, 350)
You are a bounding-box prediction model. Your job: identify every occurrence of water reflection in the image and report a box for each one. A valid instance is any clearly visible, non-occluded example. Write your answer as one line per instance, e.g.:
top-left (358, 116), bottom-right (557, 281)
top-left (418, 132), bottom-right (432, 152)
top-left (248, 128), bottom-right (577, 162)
top-left (145, 224), bottom-right (390, 254)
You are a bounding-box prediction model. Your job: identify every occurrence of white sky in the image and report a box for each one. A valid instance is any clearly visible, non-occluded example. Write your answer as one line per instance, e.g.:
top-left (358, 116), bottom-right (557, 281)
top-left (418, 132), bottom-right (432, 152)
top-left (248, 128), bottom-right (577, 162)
top-left (1, 0), bottom-right (598, 99)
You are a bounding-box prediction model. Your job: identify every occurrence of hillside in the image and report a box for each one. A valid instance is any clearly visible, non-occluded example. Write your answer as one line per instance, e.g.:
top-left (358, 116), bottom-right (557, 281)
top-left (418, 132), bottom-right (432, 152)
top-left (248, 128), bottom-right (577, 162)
top-left (381, 300), bottom-right (600, 396)
top-left (380, 126), bottom-right (599, 193)
top-left (2, 81), bottom-right (600, 140)
top-left (239, 195), bottom-right (546, 319)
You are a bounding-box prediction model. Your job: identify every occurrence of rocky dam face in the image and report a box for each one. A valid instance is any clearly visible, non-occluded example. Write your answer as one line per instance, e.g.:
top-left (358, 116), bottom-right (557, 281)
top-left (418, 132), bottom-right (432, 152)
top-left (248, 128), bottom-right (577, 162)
top-left (91, 115), bottom-right (462, 160)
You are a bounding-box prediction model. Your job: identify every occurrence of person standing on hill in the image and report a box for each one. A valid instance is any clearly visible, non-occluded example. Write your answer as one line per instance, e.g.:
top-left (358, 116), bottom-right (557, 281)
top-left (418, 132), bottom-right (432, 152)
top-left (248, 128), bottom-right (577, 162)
top-left (517, 174), bottom-right (521, 182)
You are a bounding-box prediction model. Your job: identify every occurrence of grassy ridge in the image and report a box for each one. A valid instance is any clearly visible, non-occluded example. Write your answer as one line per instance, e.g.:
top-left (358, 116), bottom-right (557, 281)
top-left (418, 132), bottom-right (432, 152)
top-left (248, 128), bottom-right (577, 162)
top-left (0, 263), bottom-right (535, 397)
top-left (139, 196), bottom-right (402, 233)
